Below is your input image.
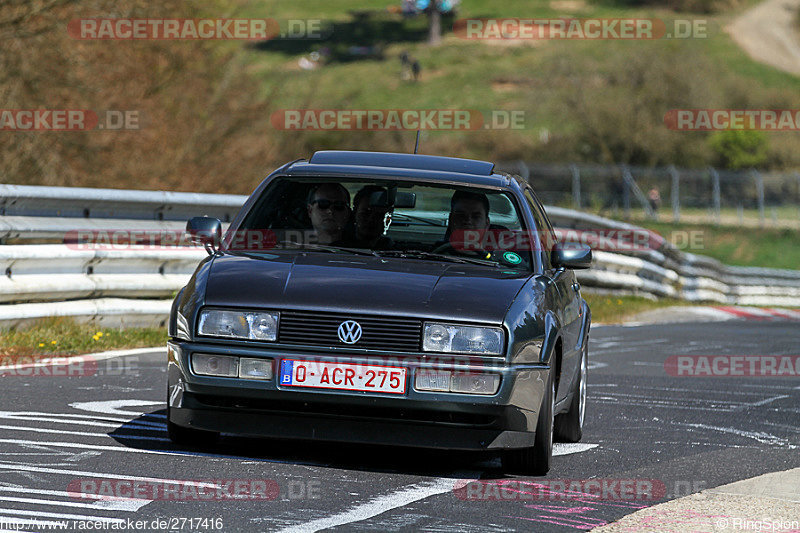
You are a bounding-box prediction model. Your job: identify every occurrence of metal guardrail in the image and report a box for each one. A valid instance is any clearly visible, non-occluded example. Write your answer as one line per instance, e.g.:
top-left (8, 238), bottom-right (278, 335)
top-left (0, 184), bottom-right (798, 326)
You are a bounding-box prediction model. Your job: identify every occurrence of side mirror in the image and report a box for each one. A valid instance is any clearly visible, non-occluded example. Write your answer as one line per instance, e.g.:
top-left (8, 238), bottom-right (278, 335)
top-left (186, 216), bottom-right (221, 254)
top-left (552, 242), bottom-right (592, 269)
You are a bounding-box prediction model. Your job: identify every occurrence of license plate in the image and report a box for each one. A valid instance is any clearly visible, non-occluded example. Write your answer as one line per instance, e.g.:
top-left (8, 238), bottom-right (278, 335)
top-left (279, 359), bottom-right (407, 395)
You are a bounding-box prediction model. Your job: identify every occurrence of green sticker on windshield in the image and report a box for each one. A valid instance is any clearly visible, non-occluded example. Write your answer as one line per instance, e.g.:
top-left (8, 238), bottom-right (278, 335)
top-left (503, 252), bottom-right (522, 265)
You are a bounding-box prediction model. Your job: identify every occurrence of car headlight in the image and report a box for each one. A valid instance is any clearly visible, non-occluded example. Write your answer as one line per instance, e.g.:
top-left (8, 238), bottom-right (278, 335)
top-left (197, 309), bottom-right (279, 341)
top-left (422, 322), bottom-right (504, 356)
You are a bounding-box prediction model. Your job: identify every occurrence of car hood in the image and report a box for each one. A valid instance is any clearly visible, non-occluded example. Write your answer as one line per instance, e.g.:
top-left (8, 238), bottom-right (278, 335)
top-left (203, 252), bottom-right (532, 324)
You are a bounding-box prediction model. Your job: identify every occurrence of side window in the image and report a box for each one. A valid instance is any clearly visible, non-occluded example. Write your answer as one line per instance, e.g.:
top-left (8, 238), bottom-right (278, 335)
top-left (523, 189), bottom-right (556, 270)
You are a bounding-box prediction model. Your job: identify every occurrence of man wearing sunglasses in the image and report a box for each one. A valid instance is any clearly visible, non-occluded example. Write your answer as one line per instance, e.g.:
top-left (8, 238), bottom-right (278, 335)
top-left (306, 183), bottom-right (352, 245)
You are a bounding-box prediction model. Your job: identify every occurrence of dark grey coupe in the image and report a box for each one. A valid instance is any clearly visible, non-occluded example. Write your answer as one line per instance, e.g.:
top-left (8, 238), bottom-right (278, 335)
top-left (167, 151), bottom-right (591, 474)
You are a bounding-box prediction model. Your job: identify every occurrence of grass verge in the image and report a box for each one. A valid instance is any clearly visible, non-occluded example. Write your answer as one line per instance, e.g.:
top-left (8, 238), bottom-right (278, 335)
top-left (635, 220), bottom-right (800, 269)
top-left (584, 293), bottom-right (691, 324)
top-left (0, 317), bottom-right (166, 360)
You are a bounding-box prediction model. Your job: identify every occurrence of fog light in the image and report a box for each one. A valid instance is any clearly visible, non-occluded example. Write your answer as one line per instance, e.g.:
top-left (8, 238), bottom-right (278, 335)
top-left (239, 358), bottom-right (273, 380)
top-left (191, 353), bottom-right (239, 377)
top-left (414, 370), bottom-right (501, 395)
top-left (414, 370), bottom-right (450, 392)
top-left (450, 372), bottom-right (500, 395)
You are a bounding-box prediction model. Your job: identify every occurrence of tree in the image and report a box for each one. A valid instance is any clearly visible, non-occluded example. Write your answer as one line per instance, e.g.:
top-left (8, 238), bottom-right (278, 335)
top-left (709, 130), bottom-right (768, 170)
top-left (426, 1), bottom-right (441, 45)
top-left (423, 0), bottom-right (460, 45)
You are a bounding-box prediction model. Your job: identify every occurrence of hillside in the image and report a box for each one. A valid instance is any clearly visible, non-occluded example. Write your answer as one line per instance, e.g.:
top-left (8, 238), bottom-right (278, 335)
top-left (2, 0), bottom-right (799, 194)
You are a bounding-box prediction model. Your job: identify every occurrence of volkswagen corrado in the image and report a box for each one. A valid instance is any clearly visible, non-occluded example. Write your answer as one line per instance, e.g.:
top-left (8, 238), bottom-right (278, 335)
top-left (167, 150), bottom-right (592, 474)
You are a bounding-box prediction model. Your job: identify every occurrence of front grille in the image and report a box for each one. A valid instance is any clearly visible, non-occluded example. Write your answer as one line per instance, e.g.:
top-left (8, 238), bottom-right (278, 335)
top-left (278, 310), bottom-right (422, 352)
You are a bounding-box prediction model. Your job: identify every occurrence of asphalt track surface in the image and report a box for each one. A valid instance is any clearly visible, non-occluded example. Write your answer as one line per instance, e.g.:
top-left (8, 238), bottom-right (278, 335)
top-left (0, 319), bottom-right (798, 532)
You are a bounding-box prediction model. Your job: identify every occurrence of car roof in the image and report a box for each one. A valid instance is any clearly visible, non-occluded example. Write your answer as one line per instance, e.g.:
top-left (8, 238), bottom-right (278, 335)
top-left (282, 151), bottom-right (521, 190)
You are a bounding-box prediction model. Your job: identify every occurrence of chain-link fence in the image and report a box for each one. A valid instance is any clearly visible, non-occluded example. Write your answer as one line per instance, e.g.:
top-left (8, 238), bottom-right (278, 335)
top-left (498, 162), bottom-right (800, 228)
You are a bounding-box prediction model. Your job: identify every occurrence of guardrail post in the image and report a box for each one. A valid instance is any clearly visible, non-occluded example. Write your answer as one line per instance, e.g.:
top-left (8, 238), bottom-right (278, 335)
top-left (669, 165), bottom-right (680, 223)
top-left (621, 165), bottom-right (655, 219)
top-left (709, 167), bottom-right (721, 225)
top-left (571, 164), bottom-right (581, 210)
top-left (795, 172), bottom-right (800, 223)
top-left (752, 170), bottom-right (765, 228)
top-left (622, 170), bottom-right (631, 220)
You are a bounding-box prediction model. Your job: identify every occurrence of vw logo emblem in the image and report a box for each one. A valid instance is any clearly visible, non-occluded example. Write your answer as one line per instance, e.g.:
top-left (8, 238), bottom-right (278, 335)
top-left (337, 320), bottom-right (362, 344)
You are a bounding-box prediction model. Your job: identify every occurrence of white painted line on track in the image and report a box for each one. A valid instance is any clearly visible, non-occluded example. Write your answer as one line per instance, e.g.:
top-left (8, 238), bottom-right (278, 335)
top-left (0, 485), bottom-right (145, 502)
top-left (749, 395), bottom-right (790, 407)
top-left (553, 443), bottom-right (599, 456)
top-left (273, 477), bottom-right (457, 533)
top-left (0, 411), bottom-right (160, 424)
top-left (680, 423), bottom-right (797, 448)
top-left (0, 439), bottom-right (177, 456)
top-left (89, 499), bottom-right (151, 512)
top-left (69, 400), bottom-right (163, 417)
top-left (0, 413), bottom-right (163, 430)
top-left (271, 441), bottom-right (600, 532)
top-left (0, 495), bottom-right (147, 512)
top-left (0, 424), bottom-right (165, 439)
top-left (0, 463), bottom-right (223, 486)
top-left (0, 440), bottom-right (307, 464)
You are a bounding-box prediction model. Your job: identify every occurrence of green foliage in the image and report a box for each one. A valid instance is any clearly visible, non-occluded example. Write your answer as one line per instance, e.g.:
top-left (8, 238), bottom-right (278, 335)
top-left (708, 130), bottom-right (768, 169)
top-left (0, 317), bottom-right (166, 358)
top-left (4, 0), bottom-right (800, 193)
top-left (638, 220), bottom-right (800, 269)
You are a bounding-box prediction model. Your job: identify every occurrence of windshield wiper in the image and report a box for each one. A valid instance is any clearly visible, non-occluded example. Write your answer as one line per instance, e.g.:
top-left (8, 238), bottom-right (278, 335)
top-left (377, 249), bottom-right (498, 266)
top-left (277, 242), bottom-right (380, 257)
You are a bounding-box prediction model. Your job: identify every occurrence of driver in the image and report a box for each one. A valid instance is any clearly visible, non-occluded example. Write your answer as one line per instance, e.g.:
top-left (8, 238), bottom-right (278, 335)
top-left (444, 190), bottom-right (491, 253)
top-left (306, 183), bottom-right (352, 245)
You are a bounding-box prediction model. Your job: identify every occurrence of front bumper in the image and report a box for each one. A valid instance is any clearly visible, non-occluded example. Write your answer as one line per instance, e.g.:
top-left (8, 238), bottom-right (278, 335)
top-left (167, 340), bottom-right (549, 451)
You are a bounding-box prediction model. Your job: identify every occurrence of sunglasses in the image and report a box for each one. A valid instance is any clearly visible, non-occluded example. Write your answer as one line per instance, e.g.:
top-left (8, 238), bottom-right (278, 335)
top-left (310, 199), bottom-right (349, 211)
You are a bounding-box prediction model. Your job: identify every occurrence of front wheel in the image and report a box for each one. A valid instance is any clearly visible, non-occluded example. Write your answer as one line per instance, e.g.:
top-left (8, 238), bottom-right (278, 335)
top-left (502, 370), bottom-right (554, 475)
top-left (554, 348), bottom-right (587, 443)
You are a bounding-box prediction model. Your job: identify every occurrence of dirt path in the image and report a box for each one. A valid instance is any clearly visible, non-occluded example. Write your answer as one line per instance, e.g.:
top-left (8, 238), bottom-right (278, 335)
top-left (727, 0), bottom-right (800, 76)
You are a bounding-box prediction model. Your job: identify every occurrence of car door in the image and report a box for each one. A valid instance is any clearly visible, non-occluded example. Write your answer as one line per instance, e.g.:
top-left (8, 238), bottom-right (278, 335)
top-left (523, 188), bottom-right (581, 402)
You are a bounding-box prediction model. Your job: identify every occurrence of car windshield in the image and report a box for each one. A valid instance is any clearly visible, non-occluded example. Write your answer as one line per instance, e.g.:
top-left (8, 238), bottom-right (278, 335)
top-left (229, 177), bottom-right (534, 270)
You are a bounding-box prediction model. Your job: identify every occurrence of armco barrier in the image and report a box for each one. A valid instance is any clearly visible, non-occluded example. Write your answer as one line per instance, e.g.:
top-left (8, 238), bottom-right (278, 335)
top-left (1, 184), bottom-right (798, 326)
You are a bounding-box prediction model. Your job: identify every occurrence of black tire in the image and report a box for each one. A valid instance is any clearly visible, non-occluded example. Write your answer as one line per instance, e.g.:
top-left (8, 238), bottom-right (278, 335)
top-left (502, 370), bottom-right (554, 476)
top-left (555, 347), bottom-right (587, 443)
top-left (166, 406), bottom-right (219, 446)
